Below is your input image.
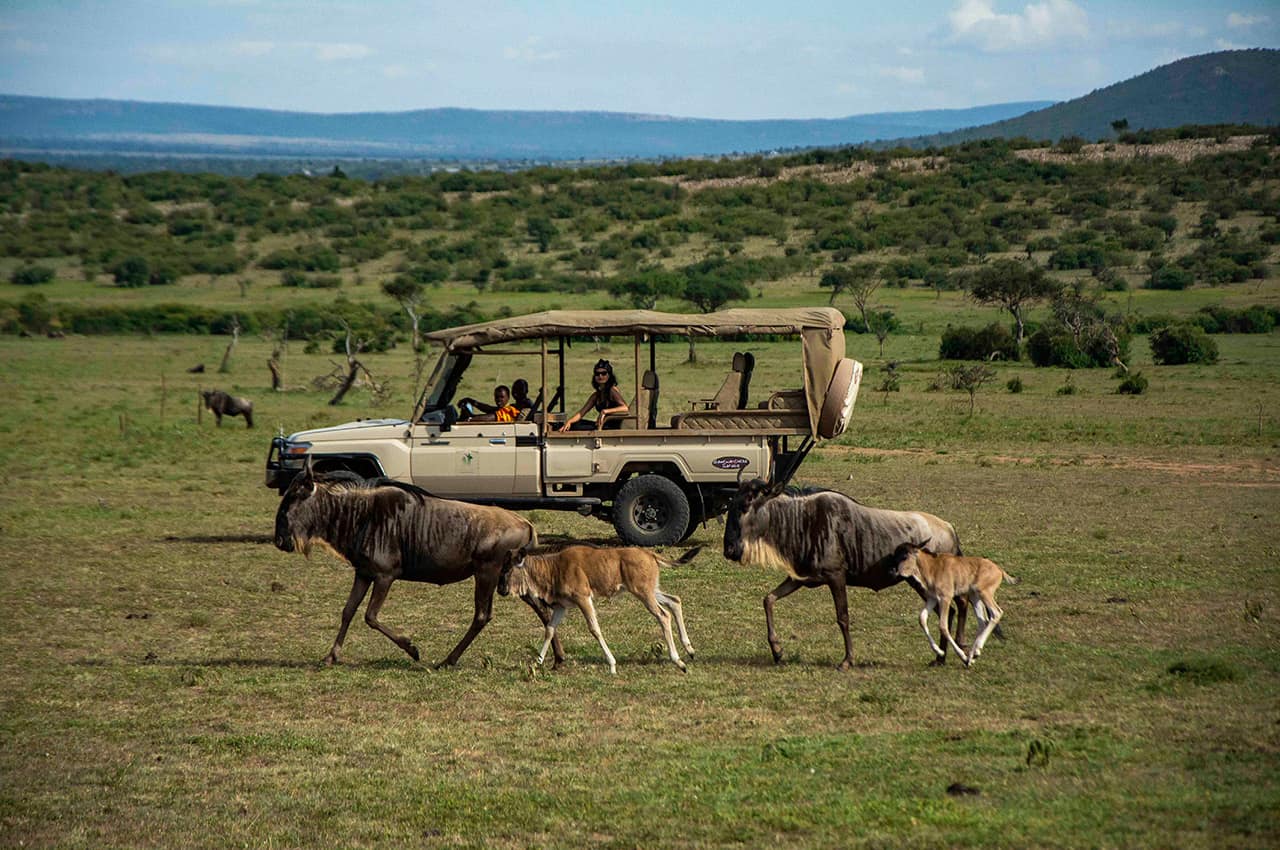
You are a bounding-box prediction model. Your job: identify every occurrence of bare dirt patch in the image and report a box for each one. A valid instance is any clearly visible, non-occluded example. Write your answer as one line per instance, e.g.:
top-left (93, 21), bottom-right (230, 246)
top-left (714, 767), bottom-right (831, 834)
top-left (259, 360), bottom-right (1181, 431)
top-left (1013, 134), bottom-right (1268, 165)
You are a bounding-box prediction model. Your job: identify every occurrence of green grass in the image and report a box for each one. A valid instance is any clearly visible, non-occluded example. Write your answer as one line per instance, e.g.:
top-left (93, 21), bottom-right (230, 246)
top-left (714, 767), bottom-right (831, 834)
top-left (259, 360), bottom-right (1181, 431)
top-left (1, 318), bottom-right (1279, 847)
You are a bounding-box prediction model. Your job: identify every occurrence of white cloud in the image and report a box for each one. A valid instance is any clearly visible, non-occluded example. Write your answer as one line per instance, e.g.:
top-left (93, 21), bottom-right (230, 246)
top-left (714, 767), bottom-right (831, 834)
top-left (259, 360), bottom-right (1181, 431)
top-left (1226, 13), bottom-right (1270, 29)
top-left (948, 0), bottom-right (1089, 51)
top-left (503, 37), bottom-right (561, 63)
top-left (876, 65), bottom-right (926, 84)
top-left (232, 41), bottom-right (275, 57)
top-left (1215, 38), bottom-right (1249, 50)
top-left (312, 42), bottom-right (370, 61)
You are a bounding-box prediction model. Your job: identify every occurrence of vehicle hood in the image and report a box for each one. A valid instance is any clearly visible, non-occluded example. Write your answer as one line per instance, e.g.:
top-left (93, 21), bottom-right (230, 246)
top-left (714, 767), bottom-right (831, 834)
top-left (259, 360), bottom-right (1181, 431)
top-left (288, 419), bottom-right (409, 443)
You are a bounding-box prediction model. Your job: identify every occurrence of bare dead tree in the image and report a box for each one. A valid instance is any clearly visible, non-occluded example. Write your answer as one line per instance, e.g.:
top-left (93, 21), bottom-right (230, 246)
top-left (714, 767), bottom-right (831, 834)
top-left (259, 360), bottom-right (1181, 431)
top-left (322, 323), bottom-right (388, 406)
top-left (217, 316), bottom-right (241, 374)
top-left (264, 325), bottom-right (287, 391)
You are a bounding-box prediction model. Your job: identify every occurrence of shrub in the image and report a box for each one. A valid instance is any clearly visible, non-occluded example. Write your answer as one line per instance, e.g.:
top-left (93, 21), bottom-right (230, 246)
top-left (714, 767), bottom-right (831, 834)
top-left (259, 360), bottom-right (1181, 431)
top-left (1117, 371), bottom-right (1149, 395)
top-left (1149, 323), bottom-right (1219, 365)
top-left (1147, 266), bottom-right (1194, 290)
top-left (1006, 376), bottom-right (1024, 393)
top-left (939, 323), bottom-right (1018, 361)
top-left (10, 264), bottom-right (55, 286)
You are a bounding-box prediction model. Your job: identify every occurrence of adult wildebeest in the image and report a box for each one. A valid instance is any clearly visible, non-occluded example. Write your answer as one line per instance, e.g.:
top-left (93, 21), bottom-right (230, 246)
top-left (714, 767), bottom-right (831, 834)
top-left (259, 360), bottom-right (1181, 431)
top-left (888, 541), bottom-right (1017, 667)
top-left (273, 465), bottom-right (562, 668)
top-left (498, 544), bottom-right (699, 674)
top-left (722, 478), bottom-right (964, 670)
top-left (202, 389), bottom-right (253, 428)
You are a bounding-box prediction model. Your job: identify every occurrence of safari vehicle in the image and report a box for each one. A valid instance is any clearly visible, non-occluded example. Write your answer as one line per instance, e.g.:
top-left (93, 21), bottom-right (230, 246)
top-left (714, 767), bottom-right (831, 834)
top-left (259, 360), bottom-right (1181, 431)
top-left (265, 308), bottom-right (862, 545)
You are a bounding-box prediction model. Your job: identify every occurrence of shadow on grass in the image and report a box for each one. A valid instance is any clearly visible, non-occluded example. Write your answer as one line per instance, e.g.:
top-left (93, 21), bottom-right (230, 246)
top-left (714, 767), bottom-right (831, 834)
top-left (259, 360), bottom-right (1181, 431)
top-left (163, 533), bottom-right (274, 545)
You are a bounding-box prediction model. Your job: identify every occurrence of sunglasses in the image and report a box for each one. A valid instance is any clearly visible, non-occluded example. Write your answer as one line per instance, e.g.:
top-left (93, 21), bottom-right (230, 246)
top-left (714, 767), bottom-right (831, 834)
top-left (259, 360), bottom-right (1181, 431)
top-left (594, 370), bottom-right (610, 376)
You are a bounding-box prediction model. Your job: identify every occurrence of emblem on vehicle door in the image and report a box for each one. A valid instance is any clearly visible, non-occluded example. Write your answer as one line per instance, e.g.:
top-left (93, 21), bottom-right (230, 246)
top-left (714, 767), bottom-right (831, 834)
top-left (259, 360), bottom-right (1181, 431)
top-left (712, 456), bottom-right (750, 470)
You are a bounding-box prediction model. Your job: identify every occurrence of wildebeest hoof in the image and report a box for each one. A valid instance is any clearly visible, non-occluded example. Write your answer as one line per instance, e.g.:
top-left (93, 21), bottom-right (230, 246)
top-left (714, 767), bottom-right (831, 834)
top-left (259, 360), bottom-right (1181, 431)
top-left (835, 659), bottom-right (853, 672)
top-left (406, 644), bottom-right (421, 662)
top-left (930, 654), bottom-right (947, 667)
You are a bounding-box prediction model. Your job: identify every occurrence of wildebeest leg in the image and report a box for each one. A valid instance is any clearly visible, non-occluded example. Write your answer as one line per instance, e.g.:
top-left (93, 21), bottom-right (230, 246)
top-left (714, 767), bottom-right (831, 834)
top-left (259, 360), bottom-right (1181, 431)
top-left (919, 600), bottom-right (946, 663)
top-left (656, 589), bottom-right (694, 657)
top-left (438, 569), bottom-right (497, 668)
top-left (577, 596), bottom-right (618, 674)
top-left (364, 576), bottom-right (420, 662)
top-left (635, 590), bottom-right (687, 672)
top-left (523, 594), bottom-right (566, 667)
top-left (763, 577), bottom-right (808, 664)
top-left (969, 593), bottom-right (1003, 661)
top-left (935, 593), bottom-right (968, 665)
top-left (827, 574), bottom-right (854, 671)
top-left (325, 574), bottom-right (371, 665)
top-left (537, 605), bottom-right (568, 666)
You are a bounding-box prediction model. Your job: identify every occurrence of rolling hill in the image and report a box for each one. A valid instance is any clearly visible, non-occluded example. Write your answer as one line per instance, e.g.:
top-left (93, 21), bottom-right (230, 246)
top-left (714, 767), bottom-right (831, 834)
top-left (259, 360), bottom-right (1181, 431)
top-left (893, 49), bottom-right (1280, 149)
top-left (0, 96), bottom-right (1053, 164)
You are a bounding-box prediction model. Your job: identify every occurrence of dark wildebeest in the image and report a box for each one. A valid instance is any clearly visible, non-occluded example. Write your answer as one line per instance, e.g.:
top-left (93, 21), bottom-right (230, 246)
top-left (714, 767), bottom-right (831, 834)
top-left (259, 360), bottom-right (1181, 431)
top-left (202, 389), bottom-right (253, 428)
top-left (273, 465), bottom-right (562, 668)
top-left (722, 478), bottom-right (965, 670)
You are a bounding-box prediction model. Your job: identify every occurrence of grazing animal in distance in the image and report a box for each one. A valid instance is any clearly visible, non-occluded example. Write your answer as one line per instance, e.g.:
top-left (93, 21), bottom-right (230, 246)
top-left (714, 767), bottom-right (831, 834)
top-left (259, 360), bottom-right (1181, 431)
top-left (202, 389), bottom-right (253, 428)
top-left (722, 478), bottom-right (965, 670)
top-left (273, 464), bottom-right (562, 668)
top-left (888, 541), bottom-right (1017, 667)
top-left (498, 544), bottom-right (700, 673)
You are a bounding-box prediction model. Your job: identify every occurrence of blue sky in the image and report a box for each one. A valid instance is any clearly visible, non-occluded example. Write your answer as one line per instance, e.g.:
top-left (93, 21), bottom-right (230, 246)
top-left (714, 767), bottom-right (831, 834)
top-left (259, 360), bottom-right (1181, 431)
top-left (0, 1), bottom-right (1276, 119)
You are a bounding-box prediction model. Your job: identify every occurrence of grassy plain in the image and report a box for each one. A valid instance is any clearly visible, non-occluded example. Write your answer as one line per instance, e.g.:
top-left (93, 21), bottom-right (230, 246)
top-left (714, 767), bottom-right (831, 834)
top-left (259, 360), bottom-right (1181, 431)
top-left (1, 276), bottom-right (1278, 849)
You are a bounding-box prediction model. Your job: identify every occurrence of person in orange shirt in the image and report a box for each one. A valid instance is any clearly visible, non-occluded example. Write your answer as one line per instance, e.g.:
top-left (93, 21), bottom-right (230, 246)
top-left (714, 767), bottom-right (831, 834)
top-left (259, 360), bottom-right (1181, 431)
top-left (458, 384), bottom-right (520, 423)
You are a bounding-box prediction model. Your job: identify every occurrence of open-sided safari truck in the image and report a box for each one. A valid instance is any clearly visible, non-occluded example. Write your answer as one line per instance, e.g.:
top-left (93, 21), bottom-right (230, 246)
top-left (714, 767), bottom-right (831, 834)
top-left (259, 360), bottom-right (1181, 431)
top-left (266, 308), bottom-right (862, 545)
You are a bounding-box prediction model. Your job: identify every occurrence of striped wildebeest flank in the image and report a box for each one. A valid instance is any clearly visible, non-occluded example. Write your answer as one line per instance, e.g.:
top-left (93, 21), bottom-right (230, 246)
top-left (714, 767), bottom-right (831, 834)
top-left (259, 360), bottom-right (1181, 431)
top-left (722, 478), bottom-right (964, 671)
top-left (273, 465), bottom-right (562, 668)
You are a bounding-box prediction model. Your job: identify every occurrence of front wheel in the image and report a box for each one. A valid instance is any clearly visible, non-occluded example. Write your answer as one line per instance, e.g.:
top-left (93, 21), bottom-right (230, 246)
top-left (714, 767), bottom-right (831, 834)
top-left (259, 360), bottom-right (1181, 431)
top-left (613, 475), bottom-right (692, 547)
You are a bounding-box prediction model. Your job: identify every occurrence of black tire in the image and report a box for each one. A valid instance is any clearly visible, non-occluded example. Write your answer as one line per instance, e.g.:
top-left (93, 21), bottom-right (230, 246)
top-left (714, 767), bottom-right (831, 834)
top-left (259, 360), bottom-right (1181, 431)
top-left (613, 475), bottom-right (692, 547)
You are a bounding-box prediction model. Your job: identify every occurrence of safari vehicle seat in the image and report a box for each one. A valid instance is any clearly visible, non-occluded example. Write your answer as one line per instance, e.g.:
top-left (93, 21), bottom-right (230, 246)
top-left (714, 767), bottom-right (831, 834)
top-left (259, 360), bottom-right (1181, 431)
top-left (690, 352), bottom-right (754, 410)
top-left (614, 370), bottom-right (660, 429)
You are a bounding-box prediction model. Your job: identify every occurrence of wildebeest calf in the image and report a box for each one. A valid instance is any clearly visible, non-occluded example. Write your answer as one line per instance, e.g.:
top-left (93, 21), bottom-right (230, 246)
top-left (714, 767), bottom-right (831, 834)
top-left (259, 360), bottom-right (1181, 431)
top-left (498, 545), bottom-right (699, 673)
top-left (202, 389), bottom-right (253, 428)
top-left (888, 542), bottom-right (1017, 667)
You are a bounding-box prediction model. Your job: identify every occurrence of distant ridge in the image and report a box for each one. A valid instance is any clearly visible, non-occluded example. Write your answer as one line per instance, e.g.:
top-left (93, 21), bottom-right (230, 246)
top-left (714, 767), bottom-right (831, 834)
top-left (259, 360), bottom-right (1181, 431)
top-left (0, 95), bottom-right (1050, 162)
top-left (892, 49), bottom-right (1280, 149)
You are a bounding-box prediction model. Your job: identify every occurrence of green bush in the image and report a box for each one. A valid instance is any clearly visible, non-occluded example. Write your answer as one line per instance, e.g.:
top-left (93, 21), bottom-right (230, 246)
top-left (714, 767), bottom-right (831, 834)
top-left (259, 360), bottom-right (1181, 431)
top-left (1006, 376), bottom-right (1024, 393)
top-left (10, 264), bottom-right (55, 286)
top-left (939, 323), bottom-right (1018, 361)
top-left (1149, 323), bottom-right (1219, 365)
top-left (1117, 371), bottom-right (1149, 395)
top-left (1147, 266), bottom-right (1194, 290)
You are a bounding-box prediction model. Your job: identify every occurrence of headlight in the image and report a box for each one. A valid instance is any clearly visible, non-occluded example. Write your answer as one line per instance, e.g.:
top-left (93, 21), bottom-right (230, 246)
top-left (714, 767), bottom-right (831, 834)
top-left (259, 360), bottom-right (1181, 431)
top-left (283, 441), bottom-right (312, 458)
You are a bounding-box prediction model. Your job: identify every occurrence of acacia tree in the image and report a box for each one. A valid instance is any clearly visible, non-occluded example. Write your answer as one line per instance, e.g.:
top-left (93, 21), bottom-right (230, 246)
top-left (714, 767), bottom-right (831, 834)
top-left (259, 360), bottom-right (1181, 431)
top-left (819, 263), bottom-right (880, 329)
top-left (682, 276), bottom-right (750, 363)
top-left (382, 276), bottom-right (427, 352)
top-left (963, 259), bottom-right (1060, 347)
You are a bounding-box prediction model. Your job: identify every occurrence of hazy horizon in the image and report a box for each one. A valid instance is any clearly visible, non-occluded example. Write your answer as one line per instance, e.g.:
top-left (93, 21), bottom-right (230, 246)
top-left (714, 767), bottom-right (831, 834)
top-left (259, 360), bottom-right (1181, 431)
top-left (0, 2), bottom-right (1277, 122)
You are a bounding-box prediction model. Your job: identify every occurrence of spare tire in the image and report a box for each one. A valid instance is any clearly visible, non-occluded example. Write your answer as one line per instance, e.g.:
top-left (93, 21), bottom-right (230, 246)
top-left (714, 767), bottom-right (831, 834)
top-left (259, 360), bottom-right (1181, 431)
top-left (816, 358), bottom-right (862, 439)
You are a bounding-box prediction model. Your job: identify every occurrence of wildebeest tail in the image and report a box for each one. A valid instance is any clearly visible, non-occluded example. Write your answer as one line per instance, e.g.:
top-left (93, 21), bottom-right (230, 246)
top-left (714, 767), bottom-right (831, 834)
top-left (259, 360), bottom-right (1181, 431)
top-left (658, 545), bottom-right (703, 568)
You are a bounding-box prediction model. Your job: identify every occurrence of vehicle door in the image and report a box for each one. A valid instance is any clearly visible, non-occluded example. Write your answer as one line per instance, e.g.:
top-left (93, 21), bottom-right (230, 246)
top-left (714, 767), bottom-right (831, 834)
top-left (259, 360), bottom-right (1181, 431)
top-left (409, 420), bottom-right (540, 498)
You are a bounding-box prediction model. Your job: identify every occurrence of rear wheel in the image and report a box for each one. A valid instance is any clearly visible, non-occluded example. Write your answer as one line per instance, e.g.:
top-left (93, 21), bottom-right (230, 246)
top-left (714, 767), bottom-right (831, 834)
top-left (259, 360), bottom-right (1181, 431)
top-left (613, 475), bottom-right (691, 547)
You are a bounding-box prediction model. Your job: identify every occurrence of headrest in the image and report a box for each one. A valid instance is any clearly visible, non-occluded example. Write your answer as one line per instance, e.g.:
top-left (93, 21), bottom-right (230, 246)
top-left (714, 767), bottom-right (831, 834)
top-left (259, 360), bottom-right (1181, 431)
top-left (732, 352), bottom-right (746, 371)
top-left (642, 370), bottom-right (659, 390)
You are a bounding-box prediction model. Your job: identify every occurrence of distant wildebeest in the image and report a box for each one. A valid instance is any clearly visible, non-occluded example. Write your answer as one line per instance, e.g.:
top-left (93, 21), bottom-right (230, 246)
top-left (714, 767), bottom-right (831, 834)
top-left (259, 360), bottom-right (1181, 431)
top-left (202, 389), bottom-right (253, 428)
top-left (722, 478), bottom-right (965, 670)
top-left (498, 544), bottom-right (699, 673)
top-left (273, 464), bottom-right (562, 668)
top-left (889, 541), bottom-right (1017, 667)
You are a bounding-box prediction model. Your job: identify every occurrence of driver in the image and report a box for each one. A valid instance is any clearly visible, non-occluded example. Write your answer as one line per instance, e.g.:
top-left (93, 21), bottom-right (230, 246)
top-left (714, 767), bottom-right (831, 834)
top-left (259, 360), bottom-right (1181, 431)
top-left (458, 384), bottom-right (521, 423)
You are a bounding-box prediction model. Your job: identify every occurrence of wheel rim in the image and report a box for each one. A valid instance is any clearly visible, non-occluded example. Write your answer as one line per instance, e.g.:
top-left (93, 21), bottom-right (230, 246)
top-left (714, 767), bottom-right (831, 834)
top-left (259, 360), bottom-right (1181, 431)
top-left (631, 493), bottom-right (669, 533)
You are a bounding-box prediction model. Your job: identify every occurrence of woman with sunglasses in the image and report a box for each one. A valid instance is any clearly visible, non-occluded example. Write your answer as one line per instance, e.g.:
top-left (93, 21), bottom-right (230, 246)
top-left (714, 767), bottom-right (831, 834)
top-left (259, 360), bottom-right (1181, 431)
top-left (557, 359), bottom-right (628, 431)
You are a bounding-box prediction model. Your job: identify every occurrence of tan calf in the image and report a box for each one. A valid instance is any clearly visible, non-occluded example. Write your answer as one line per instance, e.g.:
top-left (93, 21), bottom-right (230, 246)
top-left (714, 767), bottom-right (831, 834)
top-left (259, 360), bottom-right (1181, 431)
top-left (498, 545), bottom-right (699, 673)
top-left (888, 542), bottom-right (1017, 667)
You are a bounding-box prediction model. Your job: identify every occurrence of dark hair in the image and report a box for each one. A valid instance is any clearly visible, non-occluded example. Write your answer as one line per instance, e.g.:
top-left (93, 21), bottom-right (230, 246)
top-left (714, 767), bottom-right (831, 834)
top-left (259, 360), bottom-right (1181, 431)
top-left (512, 378), bottom-right (529, 398)
top-left (590, 359), bottom-right (617, 393)
top-left (494, 384), bottom-right (511, 400)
